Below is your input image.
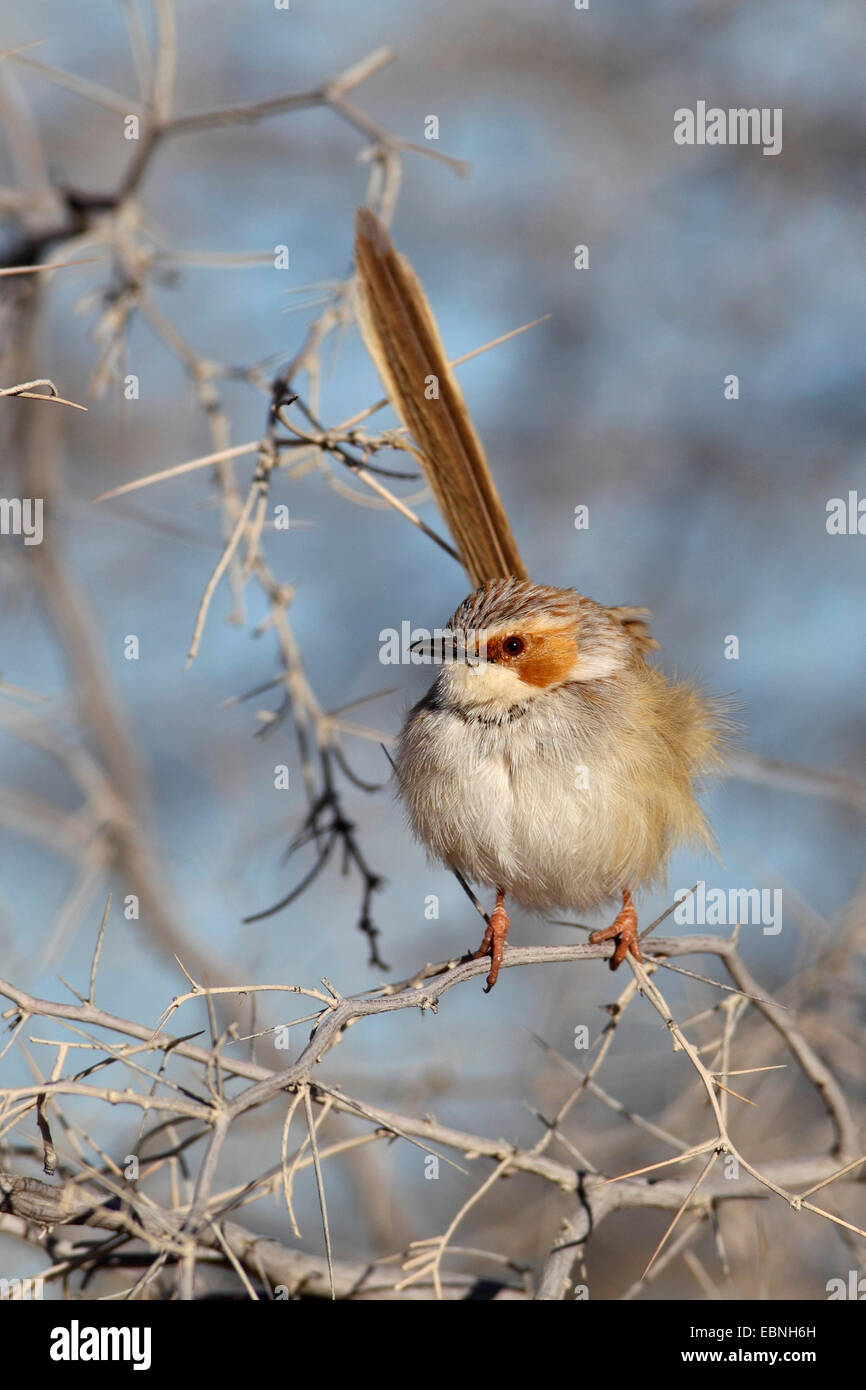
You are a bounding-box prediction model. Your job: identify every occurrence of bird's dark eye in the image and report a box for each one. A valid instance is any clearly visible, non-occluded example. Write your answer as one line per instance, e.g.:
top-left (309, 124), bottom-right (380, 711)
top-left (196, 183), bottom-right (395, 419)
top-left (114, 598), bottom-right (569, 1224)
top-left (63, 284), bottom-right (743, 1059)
top-left (503, 635), bottom-right (525, 656)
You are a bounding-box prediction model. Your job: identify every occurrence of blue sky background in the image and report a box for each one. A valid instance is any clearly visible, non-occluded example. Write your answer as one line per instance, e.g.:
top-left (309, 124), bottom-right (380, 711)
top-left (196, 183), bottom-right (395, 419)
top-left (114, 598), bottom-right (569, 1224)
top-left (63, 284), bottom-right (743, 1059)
top-left (1, 1), bottom-right (863, 1288)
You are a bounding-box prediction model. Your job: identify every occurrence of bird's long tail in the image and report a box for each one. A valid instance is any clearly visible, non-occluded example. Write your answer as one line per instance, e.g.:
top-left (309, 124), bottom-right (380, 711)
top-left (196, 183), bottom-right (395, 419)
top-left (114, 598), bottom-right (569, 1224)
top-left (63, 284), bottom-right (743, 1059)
top-left (353, 207), bottom-right (528, 588)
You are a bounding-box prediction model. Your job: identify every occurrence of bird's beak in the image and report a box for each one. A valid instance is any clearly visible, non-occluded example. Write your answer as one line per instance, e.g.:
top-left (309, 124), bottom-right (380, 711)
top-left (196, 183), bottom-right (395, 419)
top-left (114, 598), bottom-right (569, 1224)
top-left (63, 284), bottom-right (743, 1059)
top-left (409, 631), bottom-right (486, 665)
top-left (409, 636), bottom-right (444, 662)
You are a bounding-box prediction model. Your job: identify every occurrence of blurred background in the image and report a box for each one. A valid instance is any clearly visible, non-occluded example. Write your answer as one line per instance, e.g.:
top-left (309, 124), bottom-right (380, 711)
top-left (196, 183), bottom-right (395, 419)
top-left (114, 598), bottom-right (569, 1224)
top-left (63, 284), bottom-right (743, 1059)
top-left (0, 0), bottom-right (864, 1299)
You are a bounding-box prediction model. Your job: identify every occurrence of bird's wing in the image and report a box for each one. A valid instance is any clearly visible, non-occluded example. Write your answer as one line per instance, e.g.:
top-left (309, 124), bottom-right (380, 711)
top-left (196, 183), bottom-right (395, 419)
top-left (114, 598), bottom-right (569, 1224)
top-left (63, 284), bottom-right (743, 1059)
top-left (353, 207), bottom-right (528, 589)
top-left (605, 605), bottom-right (661, 652)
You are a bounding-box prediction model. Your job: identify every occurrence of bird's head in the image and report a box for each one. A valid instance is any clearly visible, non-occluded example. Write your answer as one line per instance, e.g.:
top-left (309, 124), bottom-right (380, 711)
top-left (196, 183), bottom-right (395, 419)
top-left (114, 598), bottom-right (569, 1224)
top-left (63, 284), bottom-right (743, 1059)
top-left (416, 578), bottom-right (657, 715)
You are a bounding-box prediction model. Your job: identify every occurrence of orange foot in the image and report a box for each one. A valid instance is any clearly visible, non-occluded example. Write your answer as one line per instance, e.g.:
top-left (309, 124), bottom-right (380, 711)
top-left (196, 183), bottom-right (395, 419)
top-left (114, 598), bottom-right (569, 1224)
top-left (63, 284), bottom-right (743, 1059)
top-left (471, 889), bottom-right (510, 992)
top-left (589, 888), bottom-right (643, 970)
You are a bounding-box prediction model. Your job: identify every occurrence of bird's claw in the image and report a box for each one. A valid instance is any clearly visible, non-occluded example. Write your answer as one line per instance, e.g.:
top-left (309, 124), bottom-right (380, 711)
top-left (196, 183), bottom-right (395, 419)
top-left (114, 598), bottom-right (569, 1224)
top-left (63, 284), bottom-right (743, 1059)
top-left (589, 889), bottom-right (642, 970)
top-left (471, 892), bottom-right (510, 991)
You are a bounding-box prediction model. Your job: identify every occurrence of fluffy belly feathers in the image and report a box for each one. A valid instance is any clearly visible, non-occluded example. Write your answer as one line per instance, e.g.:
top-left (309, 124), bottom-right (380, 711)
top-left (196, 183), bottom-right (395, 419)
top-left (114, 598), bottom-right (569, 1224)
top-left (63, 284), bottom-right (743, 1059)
top-left (395, 700), bottom-right (666, 914)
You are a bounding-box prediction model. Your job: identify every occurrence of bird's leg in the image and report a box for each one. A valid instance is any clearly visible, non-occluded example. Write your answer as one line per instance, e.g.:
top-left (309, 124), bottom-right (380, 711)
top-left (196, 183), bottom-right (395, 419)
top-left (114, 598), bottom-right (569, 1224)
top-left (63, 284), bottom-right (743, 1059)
top-left (471, 888), bottom-right (510, 992)
top-left (589, 888), bottom-right (643, 970)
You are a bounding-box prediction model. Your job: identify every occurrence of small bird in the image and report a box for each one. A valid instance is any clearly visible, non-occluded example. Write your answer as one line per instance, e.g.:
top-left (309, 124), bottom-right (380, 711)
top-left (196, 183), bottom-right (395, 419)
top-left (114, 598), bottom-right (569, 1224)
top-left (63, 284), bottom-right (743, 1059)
top-left (352, 208), bottom-right (727, 989)
top-left (395, 578), bottom-right (725, 988)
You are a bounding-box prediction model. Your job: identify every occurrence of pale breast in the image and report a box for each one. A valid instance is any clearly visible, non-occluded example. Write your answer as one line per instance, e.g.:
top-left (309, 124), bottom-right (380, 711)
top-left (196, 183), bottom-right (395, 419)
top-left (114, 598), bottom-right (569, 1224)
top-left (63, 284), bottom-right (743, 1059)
top-left (395, 690), bottom-right (639, 913)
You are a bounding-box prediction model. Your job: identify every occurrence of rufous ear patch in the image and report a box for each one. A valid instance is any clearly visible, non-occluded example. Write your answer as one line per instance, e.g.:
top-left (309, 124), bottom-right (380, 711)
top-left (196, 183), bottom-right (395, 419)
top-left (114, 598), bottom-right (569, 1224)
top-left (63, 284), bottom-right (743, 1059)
top-left (486, 626), bottom-right (578, 689)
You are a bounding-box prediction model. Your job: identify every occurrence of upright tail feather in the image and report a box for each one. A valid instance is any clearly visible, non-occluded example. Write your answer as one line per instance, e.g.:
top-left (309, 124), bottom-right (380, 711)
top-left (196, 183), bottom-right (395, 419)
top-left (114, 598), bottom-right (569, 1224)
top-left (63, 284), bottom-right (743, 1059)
top-left (353, 207), bottom-right (528, 588)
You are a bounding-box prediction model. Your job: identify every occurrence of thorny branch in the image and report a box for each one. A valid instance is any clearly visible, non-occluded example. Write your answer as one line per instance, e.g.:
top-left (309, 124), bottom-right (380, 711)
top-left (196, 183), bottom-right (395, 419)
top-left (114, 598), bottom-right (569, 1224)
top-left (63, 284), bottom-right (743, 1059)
top-left (2, 18), bottom-right (467, 978)
top-left (1, 922), bottom-right (864, 1299)
top-left (0, 5), bottom-right (863, 1303)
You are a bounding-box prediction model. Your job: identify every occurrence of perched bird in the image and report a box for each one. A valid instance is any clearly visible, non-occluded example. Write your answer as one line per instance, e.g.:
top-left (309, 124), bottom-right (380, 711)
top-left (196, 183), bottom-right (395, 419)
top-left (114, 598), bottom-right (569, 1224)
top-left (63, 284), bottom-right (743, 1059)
top-left (395, 578), bottom-right (725, 988)
top-left (353, 208), bottom-right (727, 988)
